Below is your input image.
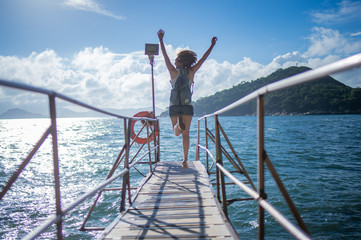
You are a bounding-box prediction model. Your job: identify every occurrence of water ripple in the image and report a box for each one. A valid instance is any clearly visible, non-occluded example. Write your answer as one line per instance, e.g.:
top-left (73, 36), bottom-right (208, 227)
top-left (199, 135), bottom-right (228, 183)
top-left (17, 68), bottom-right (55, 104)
top-left (1, 115), bottom-right (360, 239)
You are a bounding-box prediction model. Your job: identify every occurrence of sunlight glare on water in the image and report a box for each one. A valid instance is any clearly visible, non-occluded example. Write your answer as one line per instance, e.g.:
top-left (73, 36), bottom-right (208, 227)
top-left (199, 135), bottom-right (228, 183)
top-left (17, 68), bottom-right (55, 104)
top-left (1, 115), bottom-right (361, 239)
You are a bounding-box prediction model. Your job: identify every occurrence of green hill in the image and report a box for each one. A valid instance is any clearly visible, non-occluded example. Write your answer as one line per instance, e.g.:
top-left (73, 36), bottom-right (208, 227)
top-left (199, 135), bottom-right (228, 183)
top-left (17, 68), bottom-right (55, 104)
top-left (193, 66), bottom-right (361, 116)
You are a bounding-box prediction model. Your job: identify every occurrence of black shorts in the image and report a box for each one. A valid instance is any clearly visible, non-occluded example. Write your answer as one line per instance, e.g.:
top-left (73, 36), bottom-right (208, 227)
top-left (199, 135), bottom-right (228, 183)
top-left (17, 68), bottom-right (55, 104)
top-left (169, 105), bottom-right (194, 117)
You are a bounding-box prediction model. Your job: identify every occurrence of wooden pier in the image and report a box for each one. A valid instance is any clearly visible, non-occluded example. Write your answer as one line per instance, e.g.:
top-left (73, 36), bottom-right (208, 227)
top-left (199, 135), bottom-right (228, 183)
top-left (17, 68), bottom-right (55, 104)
top-left (102, 161), bottom-right (239, 239)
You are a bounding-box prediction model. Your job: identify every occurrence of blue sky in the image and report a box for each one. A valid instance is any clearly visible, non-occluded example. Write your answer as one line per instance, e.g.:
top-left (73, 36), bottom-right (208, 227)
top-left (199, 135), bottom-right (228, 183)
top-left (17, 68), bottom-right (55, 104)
top-left (0, 0), bottom-right (361, 113)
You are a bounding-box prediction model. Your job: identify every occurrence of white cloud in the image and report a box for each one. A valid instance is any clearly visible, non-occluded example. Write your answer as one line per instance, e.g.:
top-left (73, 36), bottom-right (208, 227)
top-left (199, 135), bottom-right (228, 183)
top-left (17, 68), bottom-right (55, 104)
top-left (62, 0), bottom-right (125, 20)
top-left (0, 50), bottom-right (66, 90)
top-left (351, 32), bottom-right (361, 37)
top-left (304, 27), bottom-right (361, 58)
top-left (194, 58), bottom-right (265, 100)
top-left (310, 0), bottom-right (361, 24)
top-left (1, 28), bottom-right (361, 114)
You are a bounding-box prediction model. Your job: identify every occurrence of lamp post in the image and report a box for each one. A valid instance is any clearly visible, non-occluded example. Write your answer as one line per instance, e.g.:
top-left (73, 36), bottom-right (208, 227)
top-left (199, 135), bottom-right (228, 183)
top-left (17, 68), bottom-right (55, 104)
top-left (145, 43), bottom-right (160, 162)
top-left (145, 43), bottom-right (159, 117)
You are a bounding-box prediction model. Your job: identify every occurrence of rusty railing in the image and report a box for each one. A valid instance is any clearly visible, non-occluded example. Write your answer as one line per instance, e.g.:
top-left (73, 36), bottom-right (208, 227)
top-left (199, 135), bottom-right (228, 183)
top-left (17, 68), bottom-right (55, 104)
top-left (195, 52), bottom-right (361, 240)
top-left (0, 79), bottom-right (160, 239)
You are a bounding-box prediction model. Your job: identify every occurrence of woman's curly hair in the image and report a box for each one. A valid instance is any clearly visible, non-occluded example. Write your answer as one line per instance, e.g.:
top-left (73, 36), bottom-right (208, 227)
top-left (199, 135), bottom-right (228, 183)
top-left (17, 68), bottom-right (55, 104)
top-left (176, 50), bottom-right (197, 69)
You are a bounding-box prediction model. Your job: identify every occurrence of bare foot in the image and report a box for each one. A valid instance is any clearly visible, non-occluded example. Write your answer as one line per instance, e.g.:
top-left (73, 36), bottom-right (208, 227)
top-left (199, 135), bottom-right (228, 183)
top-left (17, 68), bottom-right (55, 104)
top-left (173, 123), bottom-right (181, 136)
top-left (182, 159), bottom-right (188, 169)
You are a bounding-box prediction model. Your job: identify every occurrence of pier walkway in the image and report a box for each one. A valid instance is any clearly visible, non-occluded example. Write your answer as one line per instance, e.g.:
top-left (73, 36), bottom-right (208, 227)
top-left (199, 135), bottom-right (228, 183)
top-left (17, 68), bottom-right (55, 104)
top-left (101, 161), bottom-right (239, 239)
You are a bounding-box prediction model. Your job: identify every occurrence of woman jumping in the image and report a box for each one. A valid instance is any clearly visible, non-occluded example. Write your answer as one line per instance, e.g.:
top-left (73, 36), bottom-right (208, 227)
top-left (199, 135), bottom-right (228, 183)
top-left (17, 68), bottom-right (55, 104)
top-left (157, 29), bottom-right (217, 169)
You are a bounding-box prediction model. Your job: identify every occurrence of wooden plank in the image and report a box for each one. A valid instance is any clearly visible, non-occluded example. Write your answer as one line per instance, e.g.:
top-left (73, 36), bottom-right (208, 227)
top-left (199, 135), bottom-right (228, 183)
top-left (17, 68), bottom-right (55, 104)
top-left (105, 224), bottom-right (233, 239)
top-left (101, 161), bottom-right (239, 239)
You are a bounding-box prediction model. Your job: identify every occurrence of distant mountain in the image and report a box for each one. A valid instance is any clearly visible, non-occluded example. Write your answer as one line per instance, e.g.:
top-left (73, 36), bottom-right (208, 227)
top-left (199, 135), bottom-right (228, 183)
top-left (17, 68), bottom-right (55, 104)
top-left (0, 107), bottom-right (165, 119)
top-left (0, 108), bottom-right (46, 119)
top-left (191, 66), bottom-right (361, 116)
top-left (56, 107), bottom-right (164, 118)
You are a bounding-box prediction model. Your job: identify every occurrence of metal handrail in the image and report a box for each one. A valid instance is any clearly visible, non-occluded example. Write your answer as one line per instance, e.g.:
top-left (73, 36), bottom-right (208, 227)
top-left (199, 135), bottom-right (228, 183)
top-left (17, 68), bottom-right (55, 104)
top-left (199, 146), bottom-right (309, 239)
top-left (23, 145), bottom-right (158, 240)
top-left (0, 78), bottom-right (157, 121)
top-left (217, 164), bottom-right (310, 240)
top-left (195, 52), bottom-right (361, 239)
top-left (0, 79), bottom-right (160, 240)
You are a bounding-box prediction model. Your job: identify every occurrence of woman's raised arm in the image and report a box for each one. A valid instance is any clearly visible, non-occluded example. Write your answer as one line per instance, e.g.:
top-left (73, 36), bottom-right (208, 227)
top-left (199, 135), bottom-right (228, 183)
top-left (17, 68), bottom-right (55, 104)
top-left (191, 37), bottom-right (217, 73)
top-left (158, 29), bottom-right (177, 78)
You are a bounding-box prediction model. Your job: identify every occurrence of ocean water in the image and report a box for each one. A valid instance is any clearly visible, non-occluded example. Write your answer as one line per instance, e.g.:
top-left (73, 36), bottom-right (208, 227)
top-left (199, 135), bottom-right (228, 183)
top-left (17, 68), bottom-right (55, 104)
top-left (0, 115), bottom-right (360, 239)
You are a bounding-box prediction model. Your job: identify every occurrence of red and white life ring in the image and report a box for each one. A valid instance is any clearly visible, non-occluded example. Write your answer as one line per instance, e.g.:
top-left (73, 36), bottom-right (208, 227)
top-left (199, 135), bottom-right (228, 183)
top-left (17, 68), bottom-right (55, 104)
top-left (130, 111), bottom-right (159, 144)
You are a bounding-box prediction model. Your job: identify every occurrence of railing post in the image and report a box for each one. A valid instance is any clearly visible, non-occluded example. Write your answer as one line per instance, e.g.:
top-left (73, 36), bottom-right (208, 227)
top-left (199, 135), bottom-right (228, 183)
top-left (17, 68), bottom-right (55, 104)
top-left (257, 95), bottom-right (265, 240)
top-left (157, 124), bottom-right (160, 162)
top-left (157, 120), bottom-right (160, 162)
top-left (195, 119), bottom-right (200, 161)
top-left (147, 124), bottom-right (153, 173)
top-left (120, 118), bottom-right (131, 212)
top-left (49, 94), bottom-right (63, 240)
top-left (155, 121), bottom-right (160, 163)
top-left (215, 115), bottom-right (228, 218)
top-left (153, 119), bottom-right (159, 163)
top-left (205, 118), bottom-right (209, 174)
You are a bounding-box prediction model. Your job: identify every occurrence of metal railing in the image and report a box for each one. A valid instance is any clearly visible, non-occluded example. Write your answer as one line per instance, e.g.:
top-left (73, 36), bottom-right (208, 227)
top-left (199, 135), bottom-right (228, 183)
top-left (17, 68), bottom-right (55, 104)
top-left (195, 52), bottom-right (361, 239)
top-left (0, 79), bottom-right (160, 239)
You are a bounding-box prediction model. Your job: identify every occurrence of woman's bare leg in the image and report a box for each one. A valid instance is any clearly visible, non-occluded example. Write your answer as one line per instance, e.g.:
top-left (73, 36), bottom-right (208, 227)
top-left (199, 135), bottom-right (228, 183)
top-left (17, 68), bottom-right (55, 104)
top-left (171, 114), bottom-right (192, 168)
top-left (170, 116), bottom-right (181, 136)
top-left (181, 115), bottom-right (193, 161)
